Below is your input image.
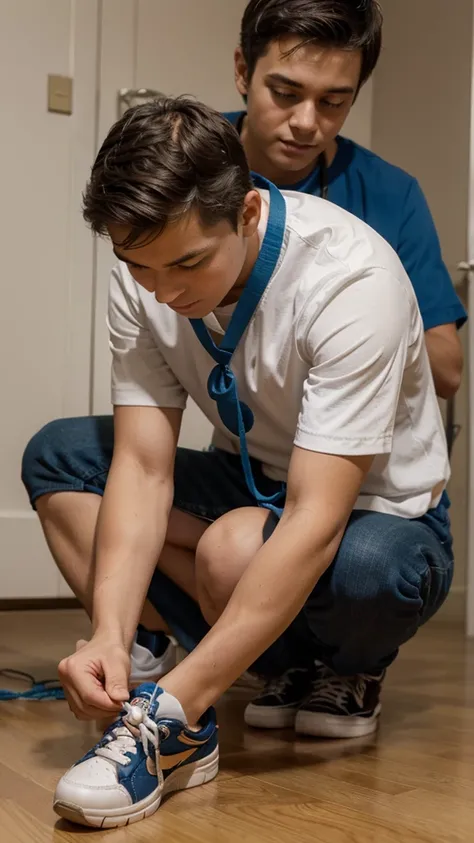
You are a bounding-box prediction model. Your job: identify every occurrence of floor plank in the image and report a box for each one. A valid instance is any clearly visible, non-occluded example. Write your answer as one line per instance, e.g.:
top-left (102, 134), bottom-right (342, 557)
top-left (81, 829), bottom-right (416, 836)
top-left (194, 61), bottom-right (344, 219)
top-left (0, 609), bottom-right (471, 842)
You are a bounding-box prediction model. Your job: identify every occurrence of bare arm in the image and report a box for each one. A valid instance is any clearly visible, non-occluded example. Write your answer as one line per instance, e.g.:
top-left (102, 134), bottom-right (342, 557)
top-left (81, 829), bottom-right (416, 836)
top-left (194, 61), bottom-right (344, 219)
top-left (425, 323), bottom-right (463, 399)
top-left (92, 404), bottom-right (182, 647)
top-left (161, 447), bottom-right (372, 723)
top-left (59, 404), bottom-right (182, 716)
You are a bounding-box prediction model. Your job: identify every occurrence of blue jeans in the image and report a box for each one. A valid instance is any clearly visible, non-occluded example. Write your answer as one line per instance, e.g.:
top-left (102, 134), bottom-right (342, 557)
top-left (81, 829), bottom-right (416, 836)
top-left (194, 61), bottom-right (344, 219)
top-left (22, 416), bottom-right (455, 677)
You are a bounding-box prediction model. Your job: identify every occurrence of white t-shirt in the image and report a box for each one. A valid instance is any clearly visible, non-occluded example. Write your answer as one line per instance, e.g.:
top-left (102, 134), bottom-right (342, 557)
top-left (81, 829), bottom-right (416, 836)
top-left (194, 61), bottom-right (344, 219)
top-left (108, 189), bottom-right (449, 519)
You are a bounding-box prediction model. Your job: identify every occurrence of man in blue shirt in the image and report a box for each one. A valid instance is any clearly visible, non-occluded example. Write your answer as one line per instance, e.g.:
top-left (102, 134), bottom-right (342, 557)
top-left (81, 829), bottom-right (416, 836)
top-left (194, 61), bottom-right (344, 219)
top-left (225, 0), bottom-right (466, 400)
top-left (220, 0), bottom-right (464, 730)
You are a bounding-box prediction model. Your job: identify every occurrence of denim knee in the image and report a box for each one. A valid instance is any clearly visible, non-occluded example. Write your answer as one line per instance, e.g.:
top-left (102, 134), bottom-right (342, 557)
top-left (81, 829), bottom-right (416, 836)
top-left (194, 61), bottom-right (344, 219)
top-left (309, 510), bottom-right (453, 637)
top-left (331, 512), bottom-right (451, 613)
top-left (304, 511), bottom-right (453, 675)
top-left (21, 415), bottom-right (114, 509)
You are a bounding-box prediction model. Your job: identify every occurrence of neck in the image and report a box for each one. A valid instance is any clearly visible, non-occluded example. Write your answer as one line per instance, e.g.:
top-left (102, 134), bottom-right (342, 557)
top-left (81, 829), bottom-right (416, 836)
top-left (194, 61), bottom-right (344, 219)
top-left (241, 117), bottom-right (338, 186)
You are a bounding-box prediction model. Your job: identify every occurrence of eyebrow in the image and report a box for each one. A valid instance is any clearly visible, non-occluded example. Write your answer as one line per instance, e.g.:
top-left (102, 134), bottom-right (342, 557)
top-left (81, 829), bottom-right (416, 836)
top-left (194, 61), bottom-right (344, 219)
top-left (113, 247), bottom-right (208, 268)
top-left (266, 72), bottom-right (355, 95)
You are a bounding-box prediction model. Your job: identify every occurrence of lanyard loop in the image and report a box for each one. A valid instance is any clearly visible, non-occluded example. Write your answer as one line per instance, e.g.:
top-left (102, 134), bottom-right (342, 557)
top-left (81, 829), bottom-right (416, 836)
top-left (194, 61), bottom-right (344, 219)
top-left (190, 175), bottom-right (287, 514)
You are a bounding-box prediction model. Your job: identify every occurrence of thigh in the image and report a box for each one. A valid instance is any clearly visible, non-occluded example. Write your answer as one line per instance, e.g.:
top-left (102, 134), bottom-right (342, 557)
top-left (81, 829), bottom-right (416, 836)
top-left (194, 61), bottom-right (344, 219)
top-left (22, 415), bottom-right (115, 505)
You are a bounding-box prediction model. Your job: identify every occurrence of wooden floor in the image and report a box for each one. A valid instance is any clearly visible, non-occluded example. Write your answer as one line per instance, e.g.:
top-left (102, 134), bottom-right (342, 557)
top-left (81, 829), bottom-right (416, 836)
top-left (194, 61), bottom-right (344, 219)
top-left (0, 610), bottom-right (473, 843)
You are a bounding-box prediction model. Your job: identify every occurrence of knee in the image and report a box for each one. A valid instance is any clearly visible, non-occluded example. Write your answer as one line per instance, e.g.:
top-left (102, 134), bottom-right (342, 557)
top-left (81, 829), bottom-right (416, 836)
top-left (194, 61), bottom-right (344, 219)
top-left (332, 518), bottom-right (428, 609)
top-left (195, 509), bottom-right (266, 625)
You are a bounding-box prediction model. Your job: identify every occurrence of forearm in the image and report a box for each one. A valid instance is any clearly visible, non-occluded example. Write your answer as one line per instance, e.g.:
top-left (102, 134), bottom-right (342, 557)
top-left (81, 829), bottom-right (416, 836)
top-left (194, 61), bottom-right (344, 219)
top-left (92, 456), bottom-right (173, 649)
top-left (161, 508), bottom-right (342, 722)
top-left (425, 329), bottom-right (463, 399)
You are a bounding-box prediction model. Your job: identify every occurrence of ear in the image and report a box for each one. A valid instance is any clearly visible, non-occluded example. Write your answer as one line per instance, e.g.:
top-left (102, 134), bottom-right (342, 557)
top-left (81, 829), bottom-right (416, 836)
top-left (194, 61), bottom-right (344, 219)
top-left (241, 190), bottom-right (262, 238)
top-left (234, 46), bottom-right (249, 97)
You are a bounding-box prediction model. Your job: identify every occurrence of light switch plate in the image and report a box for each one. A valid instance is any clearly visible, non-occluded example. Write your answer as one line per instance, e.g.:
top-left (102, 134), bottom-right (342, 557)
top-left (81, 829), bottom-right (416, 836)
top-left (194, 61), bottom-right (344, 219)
top-left (48, 74), bottom-right (73, 114)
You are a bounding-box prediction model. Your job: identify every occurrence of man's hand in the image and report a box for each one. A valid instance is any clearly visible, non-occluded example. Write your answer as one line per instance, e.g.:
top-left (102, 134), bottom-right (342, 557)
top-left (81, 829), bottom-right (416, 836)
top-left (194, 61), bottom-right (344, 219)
top-left (58, 636), bottom-right (130, 720)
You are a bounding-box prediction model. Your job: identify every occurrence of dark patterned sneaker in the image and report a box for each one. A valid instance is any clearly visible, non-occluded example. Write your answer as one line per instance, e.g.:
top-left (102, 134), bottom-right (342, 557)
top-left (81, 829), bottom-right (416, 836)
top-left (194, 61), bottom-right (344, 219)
top-left (244, 668), bottom-right (315, 729)
top-left (295, 665), bottom-right (384, 738)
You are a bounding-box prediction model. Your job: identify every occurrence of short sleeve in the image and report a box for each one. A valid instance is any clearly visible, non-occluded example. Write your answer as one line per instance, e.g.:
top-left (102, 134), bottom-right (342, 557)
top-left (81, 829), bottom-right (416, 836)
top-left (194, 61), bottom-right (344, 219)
top-left (108, 264), bottom-right (188, 409)
top-left (295, 270), bottom-right (411, 456)
top-left (397, 180), bottom-right (466, 330)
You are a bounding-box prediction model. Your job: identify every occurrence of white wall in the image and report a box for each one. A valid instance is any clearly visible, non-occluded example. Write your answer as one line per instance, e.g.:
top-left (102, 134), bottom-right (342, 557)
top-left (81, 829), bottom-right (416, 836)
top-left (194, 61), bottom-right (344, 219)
top-left (0, 0), bottom-right (99, 597)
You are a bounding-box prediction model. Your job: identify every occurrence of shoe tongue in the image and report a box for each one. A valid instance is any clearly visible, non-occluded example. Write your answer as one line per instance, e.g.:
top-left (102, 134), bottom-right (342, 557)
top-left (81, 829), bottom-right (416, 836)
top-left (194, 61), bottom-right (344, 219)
top-left (129, 683), bottom-right (188, 725)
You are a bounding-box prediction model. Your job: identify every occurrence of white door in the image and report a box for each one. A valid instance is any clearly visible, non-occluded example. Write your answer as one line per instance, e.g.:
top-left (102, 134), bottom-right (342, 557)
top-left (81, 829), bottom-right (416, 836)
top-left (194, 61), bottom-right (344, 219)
top-left (0, 1), bottom-right (99, 598)
top-left (371, 0), bottom-right (474, 628)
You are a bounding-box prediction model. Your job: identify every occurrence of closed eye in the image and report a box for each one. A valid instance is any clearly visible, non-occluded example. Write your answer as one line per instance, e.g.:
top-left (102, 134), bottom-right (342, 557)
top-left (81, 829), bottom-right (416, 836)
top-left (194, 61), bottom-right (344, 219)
top-left (127, 261), bottom-right (147, 271)
top-left (321, 99), bottom-right (345, 109)
top-left (176, 258), bottom-right (206, 271)
top-left (270, 87), bottom-right (298, 102)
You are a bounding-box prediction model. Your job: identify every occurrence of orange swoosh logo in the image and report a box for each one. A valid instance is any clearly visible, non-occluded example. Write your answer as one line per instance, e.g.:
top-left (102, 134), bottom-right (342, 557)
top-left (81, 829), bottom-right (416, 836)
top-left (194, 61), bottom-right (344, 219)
top-left (159, 748), bottom-right (197, 770)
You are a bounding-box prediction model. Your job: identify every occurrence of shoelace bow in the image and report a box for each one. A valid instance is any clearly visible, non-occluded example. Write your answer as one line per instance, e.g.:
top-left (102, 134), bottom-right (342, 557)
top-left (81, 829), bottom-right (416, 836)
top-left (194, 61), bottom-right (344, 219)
top-left (94, 701), bottom-right (162, 766)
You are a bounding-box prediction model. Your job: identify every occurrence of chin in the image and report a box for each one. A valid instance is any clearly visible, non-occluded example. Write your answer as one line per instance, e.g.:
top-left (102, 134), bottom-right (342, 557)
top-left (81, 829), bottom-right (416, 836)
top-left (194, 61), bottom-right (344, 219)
top-left (271, 150), bottom-right (318, 176)
top-left (186, 303), bottom-right (214, 319)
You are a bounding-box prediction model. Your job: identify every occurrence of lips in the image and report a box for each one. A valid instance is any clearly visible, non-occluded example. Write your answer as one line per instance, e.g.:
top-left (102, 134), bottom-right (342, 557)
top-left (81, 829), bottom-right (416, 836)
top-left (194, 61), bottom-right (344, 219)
top-left (170, 300), bottom-right (200, 313)
top-left (280, 139), bottom-right (316, 152)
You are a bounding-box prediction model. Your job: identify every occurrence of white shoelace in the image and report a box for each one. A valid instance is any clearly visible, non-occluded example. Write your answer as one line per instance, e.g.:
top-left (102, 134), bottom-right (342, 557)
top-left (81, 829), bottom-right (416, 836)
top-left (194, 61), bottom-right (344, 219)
top-left (309, 673), bottom-right (369, 710)
top-left (259, 668), bottom-right (308, 702)
top-left (95, 700), bottom-right (159, 767)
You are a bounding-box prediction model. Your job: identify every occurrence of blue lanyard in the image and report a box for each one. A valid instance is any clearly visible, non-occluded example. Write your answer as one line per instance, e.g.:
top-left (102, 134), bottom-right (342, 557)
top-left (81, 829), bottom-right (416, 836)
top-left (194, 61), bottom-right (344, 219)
top-left (190, 175), bottom-right (286, 515)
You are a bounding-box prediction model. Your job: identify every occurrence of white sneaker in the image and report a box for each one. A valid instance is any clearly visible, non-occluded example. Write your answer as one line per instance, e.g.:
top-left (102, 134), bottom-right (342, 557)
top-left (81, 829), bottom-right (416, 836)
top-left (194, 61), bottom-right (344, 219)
top-left (54, 683), bottom-right (219, 828)
top-left (129, 637), bottom-right (177, 688)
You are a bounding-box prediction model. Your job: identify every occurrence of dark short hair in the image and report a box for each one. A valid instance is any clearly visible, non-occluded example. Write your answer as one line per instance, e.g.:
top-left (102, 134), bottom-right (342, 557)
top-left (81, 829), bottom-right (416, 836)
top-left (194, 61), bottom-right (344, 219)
top-left (240, 0), bottom-right (383, 91)
top-left (83, 97), bottom-right (253, 248)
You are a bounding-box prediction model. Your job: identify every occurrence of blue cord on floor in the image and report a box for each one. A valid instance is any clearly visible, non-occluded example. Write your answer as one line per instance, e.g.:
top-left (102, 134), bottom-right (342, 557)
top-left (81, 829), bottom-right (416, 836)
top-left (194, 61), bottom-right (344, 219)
top-left (0, 669), bottom-right (65, 701)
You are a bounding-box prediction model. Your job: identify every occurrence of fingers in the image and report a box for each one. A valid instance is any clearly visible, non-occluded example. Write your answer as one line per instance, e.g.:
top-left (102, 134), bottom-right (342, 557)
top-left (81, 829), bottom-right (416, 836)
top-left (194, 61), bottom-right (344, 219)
top-left (58, 656), bottom-right (123, 721)
top-left (105, 673), bottom-right (130, 706)
top-left (104, 653), bottom-right (130, 705)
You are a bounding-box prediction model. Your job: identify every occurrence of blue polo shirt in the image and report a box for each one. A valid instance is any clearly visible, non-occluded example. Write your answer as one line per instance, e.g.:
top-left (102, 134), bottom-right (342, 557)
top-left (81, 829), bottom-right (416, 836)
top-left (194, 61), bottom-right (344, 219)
top-left (225, 111), bottom-right (467, 331)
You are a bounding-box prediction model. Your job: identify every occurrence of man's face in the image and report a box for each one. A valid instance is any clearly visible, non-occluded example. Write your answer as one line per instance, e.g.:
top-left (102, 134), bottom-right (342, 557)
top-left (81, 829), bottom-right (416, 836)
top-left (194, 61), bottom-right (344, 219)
top-left (108, 192), bottom-right (261, 319)
top-left (236, 37), bottom-right (362, 180)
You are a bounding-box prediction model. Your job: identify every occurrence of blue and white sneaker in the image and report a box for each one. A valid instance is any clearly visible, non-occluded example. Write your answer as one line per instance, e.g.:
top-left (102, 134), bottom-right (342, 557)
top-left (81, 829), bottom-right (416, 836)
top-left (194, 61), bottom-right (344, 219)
top-left (54, 683), bottom-right (219, 829)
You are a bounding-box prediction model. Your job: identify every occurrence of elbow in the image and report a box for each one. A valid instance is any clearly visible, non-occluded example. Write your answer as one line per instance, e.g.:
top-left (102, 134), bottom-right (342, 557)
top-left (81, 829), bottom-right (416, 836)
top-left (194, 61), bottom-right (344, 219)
top-left (436, 366), bottom-right (463, 400)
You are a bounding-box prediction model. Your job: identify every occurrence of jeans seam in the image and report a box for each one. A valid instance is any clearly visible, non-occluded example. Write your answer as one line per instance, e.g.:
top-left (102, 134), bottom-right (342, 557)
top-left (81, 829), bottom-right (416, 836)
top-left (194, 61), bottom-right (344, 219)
top-left (73, 465), bottom-right (110, 484)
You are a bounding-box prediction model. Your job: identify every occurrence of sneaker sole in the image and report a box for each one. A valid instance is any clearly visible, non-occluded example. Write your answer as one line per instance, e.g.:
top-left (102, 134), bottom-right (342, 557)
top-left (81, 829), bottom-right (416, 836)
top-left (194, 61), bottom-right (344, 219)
top-left (244, 703), bottom-right (298, 730)
top-left (295, 703), bottom-right (382, 739)
top-left (53, 746), bottom-right (219, 829)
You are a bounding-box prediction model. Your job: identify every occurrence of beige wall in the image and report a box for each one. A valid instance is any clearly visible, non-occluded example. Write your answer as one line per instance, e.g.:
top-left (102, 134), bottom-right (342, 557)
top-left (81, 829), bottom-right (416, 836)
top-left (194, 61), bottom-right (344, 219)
top-left (344, 79), bottom-right (373, 149)
top-left (372, 0), bottom-right (473, 600)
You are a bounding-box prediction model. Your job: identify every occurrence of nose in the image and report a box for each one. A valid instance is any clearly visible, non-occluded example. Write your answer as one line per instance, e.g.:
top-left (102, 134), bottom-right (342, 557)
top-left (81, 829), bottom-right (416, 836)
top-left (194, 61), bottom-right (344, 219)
top-left (288, 101), bottom-right (318, 136)
top-left (154, 284), bottom-right (186, 305)
top-left (132, 268), bottom-right (186, 304)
